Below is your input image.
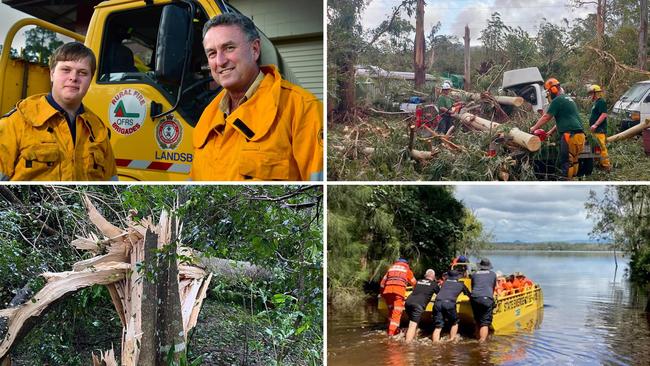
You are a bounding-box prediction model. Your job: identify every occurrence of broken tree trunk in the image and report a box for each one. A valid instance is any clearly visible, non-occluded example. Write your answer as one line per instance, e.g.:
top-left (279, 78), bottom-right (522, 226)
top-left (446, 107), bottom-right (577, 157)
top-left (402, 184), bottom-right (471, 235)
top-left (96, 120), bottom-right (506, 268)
top-left (456, 112), bottom-right (541, 152)
top-left (607, 119), bottom-right (650, 142)
top-left (451, 89), bottom-right (524, 107)
top-left (413, 0), bottom-right (425, 90)
top-left (0, 195), bottom-right (261, 364)
top-left (464, 25), bottom-right (471, 91)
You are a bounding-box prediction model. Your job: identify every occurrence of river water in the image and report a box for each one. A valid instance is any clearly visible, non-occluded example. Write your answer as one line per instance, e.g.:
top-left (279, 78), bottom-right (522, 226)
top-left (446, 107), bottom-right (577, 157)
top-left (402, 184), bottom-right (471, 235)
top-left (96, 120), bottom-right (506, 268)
top-left (327, 251), bottom-right (650, 365)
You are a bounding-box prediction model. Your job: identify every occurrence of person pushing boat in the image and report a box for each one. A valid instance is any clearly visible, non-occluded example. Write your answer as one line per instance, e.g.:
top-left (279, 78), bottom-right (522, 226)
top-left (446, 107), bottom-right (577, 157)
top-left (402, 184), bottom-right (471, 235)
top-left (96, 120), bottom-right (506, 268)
top-left (470, 258), bottom-right (497, 342)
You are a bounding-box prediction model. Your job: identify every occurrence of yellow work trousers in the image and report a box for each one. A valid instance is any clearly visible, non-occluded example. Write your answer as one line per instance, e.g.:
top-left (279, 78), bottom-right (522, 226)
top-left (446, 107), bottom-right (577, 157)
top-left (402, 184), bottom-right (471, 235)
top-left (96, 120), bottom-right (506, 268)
top-left (560, 132), bottom-right (585, 179)
top-left (593, 132), bottom-right (611, 168)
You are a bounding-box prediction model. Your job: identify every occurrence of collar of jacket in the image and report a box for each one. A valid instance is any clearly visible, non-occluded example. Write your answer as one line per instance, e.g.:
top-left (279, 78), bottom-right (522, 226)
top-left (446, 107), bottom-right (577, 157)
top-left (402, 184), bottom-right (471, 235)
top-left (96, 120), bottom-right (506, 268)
top-left (17, 93), bottom-right (108, 142)
top-left (194, 65), bottom-right (282, 148)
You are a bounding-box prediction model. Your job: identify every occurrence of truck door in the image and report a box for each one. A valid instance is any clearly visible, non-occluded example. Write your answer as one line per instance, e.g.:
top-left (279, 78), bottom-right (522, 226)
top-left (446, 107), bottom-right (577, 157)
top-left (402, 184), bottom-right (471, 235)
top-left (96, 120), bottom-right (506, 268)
top-left (86, 1), bottom-right (215, 181)
top-left (85, 0), bottom-right (297, 181)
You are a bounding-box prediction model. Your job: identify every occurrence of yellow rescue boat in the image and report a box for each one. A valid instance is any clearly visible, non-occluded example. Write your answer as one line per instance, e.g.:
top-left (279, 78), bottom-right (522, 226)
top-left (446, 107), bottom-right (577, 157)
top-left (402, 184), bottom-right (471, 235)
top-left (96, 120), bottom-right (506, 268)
top-left (378, 276), bottom-right (544, 333)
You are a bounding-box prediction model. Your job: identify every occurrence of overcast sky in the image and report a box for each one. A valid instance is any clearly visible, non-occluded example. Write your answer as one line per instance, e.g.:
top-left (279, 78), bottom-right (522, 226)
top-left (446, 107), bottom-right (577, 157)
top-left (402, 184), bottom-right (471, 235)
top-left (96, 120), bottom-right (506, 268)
top-left (361, 0), bottom-right (594, 45)
top-left (453, 185), bottom-right (607, 243)
top-left (0, 4), bottom-right (35, 50)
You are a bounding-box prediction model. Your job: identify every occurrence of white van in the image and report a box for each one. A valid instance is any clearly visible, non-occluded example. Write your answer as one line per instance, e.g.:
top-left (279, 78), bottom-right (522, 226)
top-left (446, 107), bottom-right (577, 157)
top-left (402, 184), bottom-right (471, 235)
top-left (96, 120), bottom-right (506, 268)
top-left (612, 80), bottom-right (650, 131)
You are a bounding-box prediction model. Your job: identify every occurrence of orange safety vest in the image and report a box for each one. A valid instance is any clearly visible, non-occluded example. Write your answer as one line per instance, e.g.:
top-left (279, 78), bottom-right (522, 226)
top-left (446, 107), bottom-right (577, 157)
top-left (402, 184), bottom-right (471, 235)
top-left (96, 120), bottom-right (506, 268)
top-left (380, 262), bottom-right (416, 296)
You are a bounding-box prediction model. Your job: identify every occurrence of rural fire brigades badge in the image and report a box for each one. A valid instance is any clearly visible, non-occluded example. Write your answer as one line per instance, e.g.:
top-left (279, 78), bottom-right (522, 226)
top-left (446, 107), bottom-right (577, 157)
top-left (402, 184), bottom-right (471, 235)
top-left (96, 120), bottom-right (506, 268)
top-left (108, 89), bottom-right (146, 135)
top-left (155, 115), bottom-right (183, 150)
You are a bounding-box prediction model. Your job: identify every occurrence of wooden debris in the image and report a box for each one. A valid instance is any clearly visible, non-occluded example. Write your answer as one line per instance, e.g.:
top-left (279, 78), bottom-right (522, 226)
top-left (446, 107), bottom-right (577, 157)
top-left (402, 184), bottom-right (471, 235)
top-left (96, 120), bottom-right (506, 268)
top-left (451, 89), bottom-right (524, 107)
top-left (0, 195), bottom-right (265, 364)
top-left (607, 118), bottom-right (650, 142)
top-left (456, 112), bottom-right (541, 152)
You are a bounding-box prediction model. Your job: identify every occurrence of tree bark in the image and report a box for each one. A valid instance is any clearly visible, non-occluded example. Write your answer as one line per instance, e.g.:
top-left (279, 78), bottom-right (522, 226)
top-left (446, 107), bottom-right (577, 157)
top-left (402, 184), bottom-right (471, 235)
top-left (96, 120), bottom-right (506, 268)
top-left (639, 0), bottom-right (648, 70)
top-left (139, 228), bottom-right (159, 366)
top-left (157, 218), bottom-right (185, 365)
top-left (607, 118), bottom-right (650, 142)
top-left (414, 0), bottom-right (425, 90)
top-left (464, 25), bottom-right (471, 91)
top-left (456, 112), bottom-right (541, 151)
top-left (596, 0), bottom-right (606, 47)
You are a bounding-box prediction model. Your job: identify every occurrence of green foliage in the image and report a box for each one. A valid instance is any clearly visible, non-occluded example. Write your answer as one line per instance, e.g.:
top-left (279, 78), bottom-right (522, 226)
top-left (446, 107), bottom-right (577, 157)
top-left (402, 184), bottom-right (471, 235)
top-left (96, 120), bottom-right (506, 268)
top-left (586, 186), bottom-right (650, 283)
top-left (21, 27), bottom-right (64, 64)
top-left (328, 185), bottom-right (485, 305)
top-left (0, 186), bottom-right (322, 365)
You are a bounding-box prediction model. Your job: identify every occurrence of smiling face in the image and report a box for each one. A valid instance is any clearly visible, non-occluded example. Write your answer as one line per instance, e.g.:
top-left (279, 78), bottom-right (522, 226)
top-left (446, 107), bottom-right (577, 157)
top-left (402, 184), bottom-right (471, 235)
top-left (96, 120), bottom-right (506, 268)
top-left (203, 24), bottom-right (260, 96)
top-left (50, 57), bottom-right (92, 111)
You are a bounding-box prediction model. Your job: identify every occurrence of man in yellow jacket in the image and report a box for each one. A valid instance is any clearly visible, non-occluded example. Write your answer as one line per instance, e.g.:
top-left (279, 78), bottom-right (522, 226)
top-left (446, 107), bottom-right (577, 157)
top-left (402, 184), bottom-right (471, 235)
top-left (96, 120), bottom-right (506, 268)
top-left (0, 42), bottom-right (117, 181)
top-left (191, 13), bottom-right (323, 181)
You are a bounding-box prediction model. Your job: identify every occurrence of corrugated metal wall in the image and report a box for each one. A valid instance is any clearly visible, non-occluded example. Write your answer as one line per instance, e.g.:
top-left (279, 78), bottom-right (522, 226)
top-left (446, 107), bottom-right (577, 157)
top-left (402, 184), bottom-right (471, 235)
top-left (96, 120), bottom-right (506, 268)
top-left (276, 39), bottom-right (323, 99)
top-left (228, 0), bottom-right (323, 100)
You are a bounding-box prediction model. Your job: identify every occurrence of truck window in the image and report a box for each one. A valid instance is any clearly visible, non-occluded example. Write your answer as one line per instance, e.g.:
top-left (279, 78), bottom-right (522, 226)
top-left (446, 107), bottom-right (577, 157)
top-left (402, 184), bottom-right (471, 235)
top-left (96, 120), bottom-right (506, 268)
top-left (98, 3), bottom-right (214, 127)
top-left (619, 83), bottom-right (650, 103)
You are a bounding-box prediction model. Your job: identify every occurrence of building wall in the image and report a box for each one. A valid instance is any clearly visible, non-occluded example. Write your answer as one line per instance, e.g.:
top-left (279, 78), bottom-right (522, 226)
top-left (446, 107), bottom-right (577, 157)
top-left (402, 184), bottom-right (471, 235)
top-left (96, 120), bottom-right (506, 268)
top-left (229, 0), bottom-right (323, 99)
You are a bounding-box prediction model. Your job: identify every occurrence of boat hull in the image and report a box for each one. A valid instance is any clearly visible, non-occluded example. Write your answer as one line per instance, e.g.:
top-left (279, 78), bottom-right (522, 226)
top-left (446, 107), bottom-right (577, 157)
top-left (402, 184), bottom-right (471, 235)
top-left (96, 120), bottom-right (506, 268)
top-left (378, 284), bottom-right (543, 333)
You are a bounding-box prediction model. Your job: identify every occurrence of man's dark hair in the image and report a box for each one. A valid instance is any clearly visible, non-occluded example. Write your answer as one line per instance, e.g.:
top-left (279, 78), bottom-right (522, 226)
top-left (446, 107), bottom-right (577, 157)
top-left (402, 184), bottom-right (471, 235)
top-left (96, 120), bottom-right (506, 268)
top-left (49, 42), bottom-right (97, 75)
top-left (202, 13), bottom-right (260, 42)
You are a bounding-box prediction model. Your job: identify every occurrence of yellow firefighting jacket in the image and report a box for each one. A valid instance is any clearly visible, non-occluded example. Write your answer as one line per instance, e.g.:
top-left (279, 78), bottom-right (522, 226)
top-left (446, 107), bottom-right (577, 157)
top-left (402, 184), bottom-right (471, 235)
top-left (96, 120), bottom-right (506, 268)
top-left (0, 94), bottom-right (117, 181)
top-left (191, 65), bottom-right (323, 181)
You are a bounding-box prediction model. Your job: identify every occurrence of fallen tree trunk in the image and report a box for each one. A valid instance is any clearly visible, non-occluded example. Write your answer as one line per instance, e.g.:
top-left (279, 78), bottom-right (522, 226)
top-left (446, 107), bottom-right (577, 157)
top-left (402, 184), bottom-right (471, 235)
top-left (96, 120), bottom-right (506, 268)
top-left (456, 112), bottom-right (541, 152)
top-left (451, 89), bottom-right (524, 107)
top-left (607, 118), bottom-right (650, 142)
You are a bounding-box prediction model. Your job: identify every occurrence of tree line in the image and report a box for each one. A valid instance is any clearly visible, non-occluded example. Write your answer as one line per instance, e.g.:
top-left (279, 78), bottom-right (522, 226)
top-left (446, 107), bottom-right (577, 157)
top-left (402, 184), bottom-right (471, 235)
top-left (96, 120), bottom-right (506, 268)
top-left (327, 185), bottom-right (491, 306)
top-left (328, 0), bottom-right (650, 120)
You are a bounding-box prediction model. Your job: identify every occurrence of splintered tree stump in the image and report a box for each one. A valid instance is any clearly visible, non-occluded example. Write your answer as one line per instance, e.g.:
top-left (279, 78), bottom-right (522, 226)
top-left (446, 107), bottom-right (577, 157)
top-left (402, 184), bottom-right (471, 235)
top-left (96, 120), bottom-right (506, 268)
top-left (0, 194), bottom-right (263, 364)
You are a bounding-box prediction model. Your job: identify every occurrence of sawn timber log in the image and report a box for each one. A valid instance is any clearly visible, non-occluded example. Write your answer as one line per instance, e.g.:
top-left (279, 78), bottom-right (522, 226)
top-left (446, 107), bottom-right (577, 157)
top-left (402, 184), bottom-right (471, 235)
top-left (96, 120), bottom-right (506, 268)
top-left (607, 118), bottom-right (650, 142)
top-left (456, 112), bottom-right (541, 152)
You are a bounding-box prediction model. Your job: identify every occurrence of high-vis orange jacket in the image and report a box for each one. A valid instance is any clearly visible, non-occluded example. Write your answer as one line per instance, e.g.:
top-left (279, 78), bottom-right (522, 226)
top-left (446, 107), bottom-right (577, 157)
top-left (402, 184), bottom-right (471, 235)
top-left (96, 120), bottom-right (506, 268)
top-left (191, 65), bottom-right (323, 181)
top-left (0, 94), bottom-right (117, 181)
top-left (380, 261), bottom-right (416, 297)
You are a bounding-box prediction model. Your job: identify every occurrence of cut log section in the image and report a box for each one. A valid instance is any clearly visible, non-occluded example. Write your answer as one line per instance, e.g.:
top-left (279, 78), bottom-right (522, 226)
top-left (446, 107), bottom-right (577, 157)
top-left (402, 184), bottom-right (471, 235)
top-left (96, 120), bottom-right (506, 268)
top-left (456, 112), bottom-right (541, 152)
top-left (450, 89), bottom-right (524, 106)
top-left (607, 118), bottom-right (650, 142)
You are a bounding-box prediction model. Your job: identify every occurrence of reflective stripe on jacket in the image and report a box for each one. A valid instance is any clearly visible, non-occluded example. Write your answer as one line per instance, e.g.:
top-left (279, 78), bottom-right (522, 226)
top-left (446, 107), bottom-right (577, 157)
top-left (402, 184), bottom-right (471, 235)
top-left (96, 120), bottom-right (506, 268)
top-left (191, 65), bottom-right (323, 181)
top-left (380, 262), bottom-right (416, 296)
top-left (0, 94), bottom-right (117, 181)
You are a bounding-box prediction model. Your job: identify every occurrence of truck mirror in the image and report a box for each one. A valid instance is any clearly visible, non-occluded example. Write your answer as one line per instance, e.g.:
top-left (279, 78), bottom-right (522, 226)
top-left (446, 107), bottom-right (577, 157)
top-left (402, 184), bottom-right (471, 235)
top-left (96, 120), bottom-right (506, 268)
top-left (155, 4), bottom-right (191, 85)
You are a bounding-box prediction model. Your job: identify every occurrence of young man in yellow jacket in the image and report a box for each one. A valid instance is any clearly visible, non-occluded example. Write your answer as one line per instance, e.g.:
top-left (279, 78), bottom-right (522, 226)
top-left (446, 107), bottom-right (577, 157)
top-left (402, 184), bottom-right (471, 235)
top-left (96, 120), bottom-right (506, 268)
top-left (191, 13), bottom-right (323, 181)
top-left (0, 42), bottom-right (117, 181)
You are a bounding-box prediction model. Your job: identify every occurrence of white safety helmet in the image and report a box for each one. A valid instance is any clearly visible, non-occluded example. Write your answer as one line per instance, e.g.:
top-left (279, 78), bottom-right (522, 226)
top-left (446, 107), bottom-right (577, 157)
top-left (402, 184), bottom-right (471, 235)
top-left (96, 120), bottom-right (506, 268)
top-left (441, 81), bottom-right (452, 90)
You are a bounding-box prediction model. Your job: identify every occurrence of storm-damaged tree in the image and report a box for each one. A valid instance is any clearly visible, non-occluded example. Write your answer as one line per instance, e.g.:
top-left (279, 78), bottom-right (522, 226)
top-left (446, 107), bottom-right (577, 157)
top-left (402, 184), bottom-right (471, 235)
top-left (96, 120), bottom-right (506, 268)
top-left (586, 186), bottom-right (650, 313)
top-left (639, 0), bottom-right (648, 69)
top-left (414, 0), bottom-right (426, 90)
top-left (328, 0), bottom-right (416, 120)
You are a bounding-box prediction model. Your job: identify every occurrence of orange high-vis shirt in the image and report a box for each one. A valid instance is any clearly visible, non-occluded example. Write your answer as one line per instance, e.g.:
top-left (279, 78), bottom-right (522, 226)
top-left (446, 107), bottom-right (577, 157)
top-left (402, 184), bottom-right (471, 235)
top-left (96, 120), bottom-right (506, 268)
top-left (191, 65), bottom-right (323, 181)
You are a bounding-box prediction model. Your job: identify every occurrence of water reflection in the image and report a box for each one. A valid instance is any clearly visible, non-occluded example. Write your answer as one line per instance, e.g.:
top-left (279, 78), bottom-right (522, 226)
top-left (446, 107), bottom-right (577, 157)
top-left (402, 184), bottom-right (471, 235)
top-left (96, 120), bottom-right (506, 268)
top-left (328, 251), bottom-right (649, 365)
